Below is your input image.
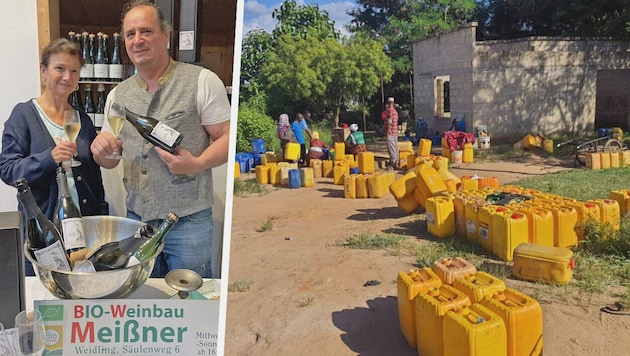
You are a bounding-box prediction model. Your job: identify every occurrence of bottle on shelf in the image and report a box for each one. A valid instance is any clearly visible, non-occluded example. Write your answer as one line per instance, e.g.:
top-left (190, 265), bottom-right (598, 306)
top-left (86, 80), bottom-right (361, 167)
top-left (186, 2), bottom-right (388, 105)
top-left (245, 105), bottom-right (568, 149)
top-left (15, 178), bottom-right (71, 271)
top-left (84, 84), bottom-right (96, 125)
top-left (79, 32), bottom-right (93, 81)
top-left (86, 224), bottom-right (156, 271)
top-left (88, 33), bottom-right (97, 81)
top-left (128, 212), bottom-right (179, 267)
top-left (68, 31), bottom-right (76, 44)
top-left (69, 84), bottom-right (83, 110)
top-left (109, 32), bottom-right (124, 82)
top-left (75, 32), bottom-right (83, 49)
top-left (52, 167), bottom-right (87, 262)
top-left (95, 84), bottom-right (106, 131)
top-left (94, 32), bottom-right (108, 81)
top-left (125, 108), bottom-right (183, 154)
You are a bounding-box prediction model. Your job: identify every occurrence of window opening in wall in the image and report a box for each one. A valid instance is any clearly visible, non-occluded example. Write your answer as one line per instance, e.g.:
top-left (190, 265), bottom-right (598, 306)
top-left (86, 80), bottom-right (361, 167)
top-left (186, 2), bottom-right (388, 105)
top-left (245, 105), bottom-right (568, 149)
top-left (434, 75), bottom-right (451, 118)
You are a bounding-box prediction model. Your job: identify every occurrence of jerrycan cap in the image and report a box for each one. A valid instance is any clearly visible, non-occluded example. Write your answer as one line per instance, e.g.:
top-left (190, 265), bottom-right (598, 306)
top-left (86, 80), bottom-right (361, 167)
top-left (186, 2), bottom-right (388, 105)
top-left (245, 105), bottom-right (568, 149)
top-left (569, 259), bottom-right (576, 269)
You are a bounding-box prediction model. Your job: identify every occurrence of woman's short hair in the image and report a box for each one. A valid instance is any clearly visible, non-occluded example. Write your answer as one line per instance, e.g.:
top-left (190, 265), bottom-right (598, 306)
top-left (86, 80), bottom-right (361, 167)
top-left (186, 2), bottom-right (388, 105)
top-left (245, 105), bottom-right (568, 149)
top-left (41, 38), bottom-right (83, 67)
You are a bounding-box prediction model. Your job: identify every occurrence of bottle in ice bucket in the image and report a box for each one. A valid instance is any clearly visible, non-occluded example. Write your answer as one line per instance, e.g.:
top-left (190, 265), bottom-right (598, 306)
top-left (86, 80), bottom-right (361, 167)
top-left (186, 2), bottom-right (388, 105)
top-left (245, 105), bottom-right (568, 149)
top-left (125, 108), bottom-right (183, 154)
top-left (87, 224), bottom-right (156, 271)
top-left (15, 178), bottom-right (71, 271)
top-left (127, 212), bottom-right (179, 267)
top-left (53, 167), bottom-right (88, 262)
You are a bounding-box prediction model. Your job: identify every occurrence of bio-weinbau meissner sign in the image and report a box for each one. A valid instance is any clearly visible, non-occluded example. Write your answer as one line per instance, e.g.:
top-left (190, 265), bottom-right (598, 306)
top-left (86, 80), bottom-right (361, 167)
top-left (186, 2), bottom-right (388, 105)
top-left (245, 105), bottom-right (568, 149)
top-left (35, 299), bottom-right (220, 356)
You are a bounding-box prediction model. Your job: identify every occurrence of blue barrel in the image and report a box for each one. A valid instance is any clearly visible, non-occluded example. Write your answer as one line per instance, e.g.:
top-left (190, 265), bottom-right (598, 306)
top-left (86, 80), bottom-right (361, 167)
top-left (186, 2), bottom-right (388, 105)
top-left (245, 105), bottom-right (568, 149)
top-left (251, 153), bottom-right (261, 168)
top-left (289, 169), bottom-right (301, 189)
top-left (245, 153), bottom-right (254, 171)
top-left (431, 134), bottom-right (441, 146)
top-left (251, 139), bottom-right (266, 154)
top-left (350, 167), bottom-right (359, 174)
top-left (455, 120), bottom-right (466, 132)
top-left (598, 128), bottom-right (608, 138)
top-left (236, 153), bottom-right (249, 173)
top-left (322, 148), bottom-right (329, 160)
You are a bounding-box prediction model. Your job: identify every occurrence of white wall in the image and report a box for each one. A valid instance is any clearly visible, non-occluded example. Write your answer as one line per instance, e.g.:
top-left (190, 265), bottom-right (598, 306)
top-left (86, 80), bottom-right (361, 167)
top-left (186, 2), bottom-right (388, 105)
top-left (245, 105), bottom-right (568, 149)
top-left (0, 1), bottom-right (40, 212)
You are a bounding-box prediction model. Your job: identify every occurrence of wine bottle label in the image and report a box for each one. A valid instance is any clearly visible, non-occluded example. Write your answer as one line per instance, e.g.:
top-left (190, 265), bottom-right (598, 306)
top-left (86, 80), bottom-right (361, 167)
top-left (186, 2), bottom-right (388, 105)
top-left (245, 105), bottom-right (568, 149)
top-left (80, 64), bottom-right (94, 79)
top-left (94, 64), bottom-right (108, 79)
top-left (34, 240), bottom-right (71, 271)
top-left (109, 64), bottom-right (123, 79)
top-left (151, 122), bottom-right (181, 147)
top-left (61, 217), bottom-right (86, 250)
top-left (94, 113), bottom-right (105, 128)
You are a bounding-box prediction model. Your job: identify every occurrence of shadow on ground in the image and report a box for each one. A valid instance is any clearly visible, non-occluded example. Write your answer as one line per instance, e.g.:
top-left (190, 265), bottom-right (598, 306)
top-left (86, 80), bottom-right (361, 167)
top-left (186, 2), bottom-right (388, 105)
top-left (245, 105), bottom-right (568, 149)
top-left (331, 296), bottom-right (416, 356)
top-left (346, 207), bottom-right (406, 221)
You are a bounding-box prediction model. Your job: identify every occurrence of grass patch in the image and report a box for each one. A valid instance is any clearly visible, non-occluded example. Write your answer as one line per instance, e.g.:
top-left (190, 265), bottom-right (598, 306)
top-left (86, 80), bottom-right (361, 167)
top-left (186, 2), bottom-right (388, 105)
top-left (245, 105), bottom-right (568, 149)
top-left (258, 215), bottom-right (275, 232)
top-left (342, 232), bottom-right (406, 250)
top-left (228, 279), bottom-right (254, 292)
top-left (296, 296), bottom-right (315, 307)
top-left (234, 178), bottom-right (267, 197)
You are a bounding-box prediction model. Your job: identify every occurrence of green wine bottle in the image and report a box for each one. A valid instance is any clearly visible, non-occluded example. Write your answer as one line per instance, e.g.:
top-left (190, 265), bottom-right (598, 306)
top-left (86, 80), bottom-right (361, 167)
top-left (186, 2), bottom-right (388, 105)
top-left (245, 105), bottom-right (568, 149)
top-left (125, 108), bottom-right (183, 154)
top-left (53, 167), bottom-right (87, 255)
top-left (128, 212), bottom-right (179, 266)
top-left (87, 224), bottom-right (155, 271)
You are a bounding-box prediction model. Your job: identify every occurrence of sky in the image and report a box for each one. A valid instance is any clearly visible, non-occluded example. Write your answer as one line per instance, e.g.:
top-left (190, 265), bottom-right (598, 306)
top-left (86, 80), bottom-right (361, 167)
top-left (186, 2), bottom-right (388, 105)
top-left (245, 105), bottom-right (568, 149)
top-left (242, 0), bottom-right (356, 38)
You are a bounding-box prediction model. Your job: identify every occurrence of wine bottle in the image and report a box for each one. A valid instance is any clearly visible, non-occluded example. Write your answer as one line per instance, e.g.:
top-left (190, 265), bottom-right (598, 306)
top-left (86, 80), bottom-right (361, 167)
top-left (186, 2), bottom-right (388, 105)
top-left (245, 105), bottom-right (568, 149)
top-left (69, 84), bottom-right (83, 109)
top-left (128, 212), bottom-right (179, 266)
top-left (88, 33), bottom-right (97, 81)
top-left (95, 84), bottom-right (106, 131)
top-left (15, 179), bottom-right (71, 271)
top-left (84, 84), bottom-right (96, 125)
top-left (94, 32), bottom-right (108, 81)
top-left (79, 32), bottom-right (93, 81)
top-left (68, 31), bottom-right (76, 44)
top-left (87, 224), bottom-right (156, 271)
top-left (53, 167), bottom-right (87, 255)
top-left (125, 108), bottom-right (183, 154)
top-left (109, 32), bottom-right (123, 82)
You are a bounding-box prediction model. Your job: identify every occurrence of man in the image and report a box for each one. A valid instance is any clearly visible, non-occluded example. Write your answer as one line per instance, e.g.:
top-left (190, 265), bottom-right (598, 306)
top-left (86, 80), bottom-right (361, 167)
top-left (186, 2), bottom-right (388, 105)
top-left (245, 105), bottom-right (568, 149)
top-left (384, 97), bottom-right (399, 169)
top-left (292, 113), bottom-right (311, 165)
top-left (90, 0), bottom-right (230, 278)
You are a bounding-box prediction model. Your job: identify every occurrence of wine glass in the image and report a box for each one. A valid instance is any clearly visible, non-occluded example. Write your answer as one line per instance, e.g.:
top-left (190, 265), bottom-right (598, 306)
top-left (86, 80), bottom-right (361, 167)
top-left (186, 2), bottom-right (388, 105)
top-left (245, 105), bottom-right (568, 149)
top-left (0, 322), bottom-right (13, 356)
top-left (105, 102), bottom-right (125, 160)
top-left (63, 110), bottom-right (82, 167)
top-left (14, 310), bottom-right (46, 356)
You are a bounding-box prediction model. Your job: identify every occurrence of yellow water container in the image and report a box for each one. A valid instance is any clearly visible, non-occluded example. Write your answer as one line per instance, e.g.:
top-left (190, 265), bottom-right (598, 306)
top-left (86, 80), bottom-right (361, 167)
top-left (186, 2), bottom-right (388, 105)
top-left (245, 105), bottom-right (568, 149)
top-left (567, 201), bottom-right (601, 241)
top-left (432, 257), bottom-right (478, 285)
top-left (397, 193), bottom-right (421, 214)
top-left (434, 156), bottom-right (449, 171)
top-left (357, 151), bottom-right (375, 174)
top-left (477, 205), bottom-right (502, 253)
top-left (620, 150), bottom-right (630, 167)
top-left (552, 206), bottom-right (579, 248)
top-left (333, 163), bottom-right (347, 185)
top-left (419, 138), bottom-right (432, 157)
top-left (415, 285), bottom-right (472, 356)
top-left (453, 194), bottom-right (467, 235)
top-left (280, 166), bottom-right (291, 186)
top-left (406, 153), bottom-right (417, 170)
top-left (284, 142), bottom-right (300, 161)
top-left (460, 176), bottom-right (480, 191)
top-left (255, 165), bottom-right (269, 185)
top-left (442, 145), bottom-right (451, 159)
top-left (586, 152), bottom-right (601, 170)
top-left (398, 140), bottom-right (413, 154)
top-left (383, 170), bottom-right (396, 187)
top-left (480, 288), bottom-right (544, 356)
top-left (300, 167), bottom-right (314, 187)
top-left (397, 268), bottom-right (443, 348)
top-left (478, 177), bottom-right (499, 189)
top-left (399, 150), bottom-right (411, 167)
top-left (344, 154), bottom-right (354, 163)
top-left (344, 174), bottom-right (356, 198)
top-left (413, 186), bottom-right (430, 207)
top-left (367, 173), bottom-right (387, 198)
top-left (610, 151), bottom-right (620, 168)
top-left (443, 304), bottom-right (507, 356)
top-left (234, 162), bottom-right (240, 180)
top-left (609, 189), bottom-right (630, 216)
top-left (588, 198), bottom-right (620, 230)
top-left (463, 143), bottom-right (474, 163)
top-left (600, 151), bottom-right (611, 169)
top-left (612, 127), bottom-right (623, 140)
top-left (464, 199), bottom-right (485, 242)
top-left (492, 209), bottom-right (529, 262)
top-left (269, 165), bottom-right (281, 185)
top-left (355, 175), bottom-right (369, 198)
top-left (425, 196), bottom-right (456, 238)
top-left (520, 134), bottom-right (539, 149)
top-left (333, 142), bottom-right (345, 160)
top-left (512, 243), bottom-right (574, 285)
top-left (415, 165), bottom-right (447, 199)
top-left (265, 152), bottom-right (279, 164)
top-left (389, 171), bottom-right (417, 200)
top-left (322, 160), bottom-right (333, 178)
top-left (516, 206), bottom-right (554, 247)
top-left (309, 159), bottom-right (322, 178)
top-left (444, 179), bottom-right (458, 193)
top-left (543, 139), bottom-right (554, 153)
top-left (452, 271), bottom-right (507, 304)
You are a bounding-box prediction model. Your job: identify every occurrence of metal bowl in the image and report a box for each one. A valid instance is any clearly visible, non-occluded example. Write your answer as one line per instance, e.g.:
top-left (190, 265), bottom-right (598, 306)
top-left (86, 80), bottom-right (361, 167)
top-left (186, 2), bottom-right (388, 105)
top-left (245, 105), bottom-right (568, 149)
top-left (24, 216), bottom-right (162, 299)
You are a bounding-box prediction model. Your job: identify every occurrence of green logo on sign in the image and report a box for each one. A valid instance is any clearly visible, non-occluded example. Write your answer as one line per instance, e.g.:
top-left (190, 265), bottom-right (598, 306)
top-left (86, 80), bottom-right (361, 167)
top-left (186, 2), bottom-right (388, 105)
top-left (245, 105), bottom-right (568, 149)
top-left (39, 305), bottom-right (64, 321)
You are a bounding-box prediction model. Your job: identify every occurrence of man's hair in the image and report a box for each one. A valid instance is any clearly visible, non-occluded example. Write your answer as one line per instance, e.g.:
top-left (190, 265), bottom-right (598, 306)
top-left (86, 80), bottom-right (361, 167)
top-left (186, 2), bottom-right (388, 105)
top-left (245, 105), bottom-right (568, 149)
top-left (121, 0), bottom-right (172, 34)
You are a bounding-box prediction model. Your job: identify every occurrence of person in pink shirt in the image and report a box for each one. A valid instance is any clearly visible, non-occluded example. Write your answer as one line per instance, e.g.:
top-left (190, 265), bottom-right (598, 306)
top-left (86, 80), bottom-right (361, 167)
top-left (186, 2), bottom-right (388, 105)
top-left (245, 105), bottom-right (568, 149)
top-left (383, 97), bottom-right (399, 169)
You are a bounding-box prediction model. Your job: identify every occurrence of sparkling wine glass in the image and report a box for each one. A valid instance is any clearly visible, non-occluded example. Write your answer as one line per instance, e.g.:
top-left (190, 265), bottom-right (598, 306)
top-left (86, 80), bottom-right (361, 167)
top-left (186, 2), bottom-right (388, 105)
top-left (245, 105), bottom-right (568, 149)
top-left (105, 102), bottom-right (125, 160)
top-left (15, 310), bottom-right (46, 356)
top-left (63, 110), bottom-right (82, 167)
top-left (0, 322), bottom-right (13, 356)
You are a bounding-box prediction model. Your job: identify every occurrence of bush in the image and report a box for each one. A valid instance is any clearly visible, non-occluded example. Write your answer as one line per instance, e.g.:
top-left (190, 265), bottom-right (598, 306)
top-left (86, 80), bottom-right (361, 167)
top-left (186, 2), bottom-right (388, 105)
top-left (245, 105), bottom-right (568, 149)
top-left (236, 105), bottom-right (278, 153)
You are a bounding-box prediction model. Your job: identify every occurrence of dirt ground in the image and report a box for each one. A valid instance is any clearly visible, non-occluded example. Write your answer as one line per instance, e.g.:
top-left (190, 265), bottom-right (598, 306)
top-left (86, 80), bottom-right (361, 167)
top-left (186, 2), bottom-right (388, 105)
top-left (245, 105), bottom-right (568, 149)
top-left (224, 143), bottom-right (630, 356)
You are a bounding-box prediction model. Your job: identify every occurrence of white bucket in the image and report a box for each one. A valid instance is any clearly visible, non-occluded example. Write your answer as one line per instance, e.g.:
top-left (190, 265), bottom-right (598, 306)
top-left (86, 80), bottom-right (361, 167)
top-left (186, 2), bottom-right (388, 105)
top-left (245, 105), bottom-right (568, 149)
top-left (479, 136), bottom-right (491, 149)
top-left (451, 150), bottom-right (463, 164)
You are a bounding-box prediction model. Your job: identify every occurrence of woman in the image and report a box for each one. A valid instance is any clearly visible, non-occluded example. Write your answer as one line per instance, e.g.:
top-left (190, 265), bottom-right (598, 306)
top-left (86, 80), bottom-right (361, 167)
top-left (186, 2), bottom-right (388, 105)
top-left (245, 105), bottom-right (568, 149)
top-left (345, 124), bottom-right (367, 155)
top-left (307, 131), bottom-right (328, 163)
top-left (0, 38), bottom-right (108, 274)
top-left (276, 113), bottom-right (293, 157)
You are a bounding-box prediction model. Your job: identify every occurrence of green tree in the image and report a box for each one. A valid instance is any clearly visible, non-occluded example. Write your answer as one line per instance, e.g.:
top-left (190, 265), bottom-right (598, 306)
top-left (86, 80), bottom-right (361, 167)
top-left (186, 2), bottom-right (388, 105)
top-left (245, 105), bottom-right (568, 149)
top-left (272, 0), bottom-right (339, 40)
top-left (240, 29), bottom-right (273, 101)
top-left (236, 98), bottom-right (278, 153)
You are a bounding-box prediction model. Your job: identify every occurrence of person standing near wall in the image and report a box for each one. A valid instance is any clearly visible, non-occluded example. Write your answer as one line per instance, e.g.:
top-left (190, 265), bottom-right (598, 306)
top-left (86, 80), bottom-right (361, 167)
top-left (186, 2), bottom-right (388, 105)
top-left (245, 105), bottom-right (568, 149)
top-left (90, 0), bottom-right (231, 278)
top-left (384, 97), bottom-right (399, 169)
top-left (292, 113), bottom-right (311, 166)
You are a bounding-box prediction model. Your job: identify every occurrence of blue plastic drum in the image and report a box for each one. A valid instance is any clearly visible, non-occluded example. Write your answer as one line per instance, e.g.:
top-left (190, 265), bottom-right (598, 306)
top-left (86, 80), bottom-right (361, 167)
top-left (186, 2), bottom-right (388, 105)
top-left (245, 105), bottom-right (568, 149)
top-left (289, 169), bottom-right (301, 189)
top-left (251, 139), bottom-right (266, 154)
